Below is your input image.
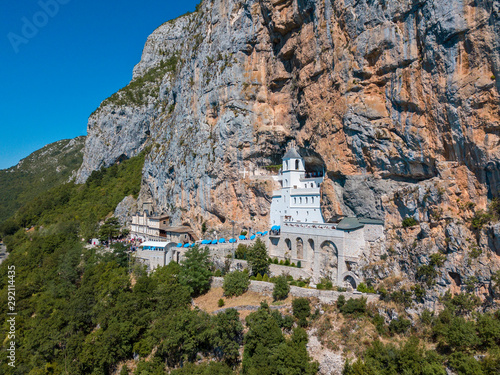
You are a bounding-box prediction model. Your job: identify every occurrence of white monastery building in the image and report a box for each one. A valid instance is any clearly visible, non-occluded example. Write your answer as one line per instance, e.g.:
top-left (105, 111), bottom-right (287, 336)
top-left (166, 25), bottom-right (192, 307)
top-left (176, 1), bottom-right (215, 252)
top-left (270, 141), bottom-right (325, 226)
top-left (267, 142), bottom-right (384, 288)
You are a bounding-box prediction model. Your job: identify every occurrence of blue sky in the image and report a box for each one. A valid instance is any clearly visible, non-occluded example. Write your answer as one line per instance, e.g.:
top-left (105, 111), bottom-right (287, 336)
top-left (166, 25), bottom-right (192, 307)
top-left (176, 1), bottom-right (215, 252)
top-left (0, 0), bottom-right (200, 169)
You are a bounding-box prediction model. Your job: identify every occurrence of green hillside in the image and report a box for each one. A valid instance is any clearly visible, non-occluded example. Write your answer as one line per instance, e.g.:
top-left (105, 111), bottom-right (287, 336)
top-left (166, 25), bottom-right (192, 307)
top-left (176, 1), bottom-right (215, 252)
top-left (0, 136), bottom-right (86, 224)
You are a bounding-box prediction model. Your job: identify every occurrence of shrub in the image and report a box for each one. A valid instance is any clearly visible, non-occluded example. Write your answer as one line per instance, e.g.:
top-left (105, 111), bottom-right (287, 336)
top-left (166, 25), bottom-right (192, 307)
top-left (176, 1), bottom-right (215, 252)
top-left (297, 260), bottom-right (301, 268)
top-left (337, 295), bottom-right (346, 309)
top-left (292, 298), bottom-right (311, 322)
top-left (416, 264), bottom-right (438, 287)
top-left (388, 318), bottom-right (411, 335)
top-left (234, 244), bottom-right (248, 260)
top-left (297, 281), bottom-right (306, 288)
top-left (372, 314), bottom-right (387, 335)
top-left (325, 281), bottom-right (333, 290)
top-left (448, 352), bottom-right (483, 375)
top-left (223, 270), bottom-right (250, 297)
top-left (279, 260), bottom-right (284, 265)
top-left (289, 280), bottom-right (297, 286)
top-left (284, 258), bottom-right (290, 266)
top-left (273, 257), bottom-right (279, 264)
top-left (291, 262), bottom-right (296, 267)
top-left (402, 217), bottom-right (418, 227)
top-left (339, 297), bottom-right (367, 316)
top-left (357, 282), bottom-right (375, 293)
top-left (286, 275), bottom-right (293, 282)
top-left (256, 273), bottom-right (263, 281)
top-left (471, 209), bottom-right (492, 230)
top-left (218, 298), bottom-right (225, 307)
top-left (262, 274), bottom-right (269, 282)
top-left (273, 275), bottom-right (290, 301)
top-left (214, 269), bottom-right (222, 277)
top-left (316, 283), bottom-right (325, 290)
top-left (240, 230), bottom-right (247, 236)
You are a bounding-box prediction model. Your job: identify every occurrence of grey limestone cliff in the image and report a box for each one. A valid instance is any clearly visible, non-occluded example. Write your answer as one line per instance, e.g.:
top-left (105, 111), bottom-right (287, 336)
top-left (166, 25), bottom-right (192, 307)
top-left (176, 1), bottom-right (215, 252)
top-left (76, 0), bottom-right (500, 302)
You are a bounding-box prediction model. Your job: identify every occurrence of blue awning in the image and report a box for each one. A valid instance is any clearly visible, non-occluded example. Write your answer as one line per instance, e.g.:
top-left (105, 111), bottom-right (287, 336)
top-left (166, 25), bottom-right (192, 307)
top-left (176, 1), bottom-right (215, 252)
top-left (201, 239), bottom-right (211, 244)
top-left (229, 238), bottom-right (236, 243)
top-left (257, 231), bottom-right (263, 235)
top-left (176, 243), bottom-right (183, 247)
top-left (183, 243), bottom-right (190, 248)
top-left (250, 234), bottom-right (256, 240)
top-left (262, 231), bottom-right (268, 235)
top-left (271, 225), bottom-right (278, 230)
top-left (238, 235), bottom-right (246, 240)
top-left (219, 238), bottom-right (226, 243)
top-left (211, 239), bottom-right (218, 244)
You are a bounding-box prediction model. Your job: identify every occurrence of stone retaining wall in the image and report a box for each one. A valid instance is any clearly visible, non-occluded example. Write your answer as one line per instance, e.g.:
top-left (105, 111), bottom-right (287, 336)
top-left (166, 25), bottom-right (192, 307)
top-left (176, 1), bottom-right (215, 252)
top-left (211, 277), bottom-right (379, 304)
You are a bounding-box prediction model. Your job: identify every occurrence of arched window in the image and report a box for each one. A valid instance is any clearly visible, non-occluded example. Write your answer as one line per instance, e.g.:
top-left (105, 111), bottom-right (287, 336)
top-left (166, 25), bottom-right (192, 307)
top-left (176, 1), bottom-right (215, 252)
top-left (312, 197), bottom-right (314, 203)
top-left (311, 183), bottom-right (314, 188)
top-left (295, 159), bottom-right (299, 170)
top-left (299, 197), bottom-right (302, 204)
top-left (305, 197), bottom-right (308, 204)
top-left (294, 197), bottom-right (296, 204)
top-left (285, 179), bottom-right (288, 186)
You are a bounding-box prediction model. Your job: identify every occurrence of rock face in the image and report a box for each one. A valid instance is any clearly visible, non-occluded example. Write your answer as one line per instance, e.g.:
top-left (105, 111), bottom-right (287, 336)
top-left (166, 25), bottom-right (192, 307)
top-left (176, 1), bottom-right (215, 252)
top-left (77, 0), bottom-right (500, 300)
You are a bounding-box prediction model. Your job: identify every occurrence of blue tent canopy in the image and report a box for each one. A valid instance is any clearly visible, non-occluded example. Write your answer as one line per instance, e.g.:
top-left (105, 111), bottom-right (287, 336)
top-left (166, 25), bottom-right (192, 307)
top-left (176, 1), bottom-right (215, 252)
top-left (257, 231), bottom-right (263, 235)
top-left (262, 231), bottom-right (268, 235)
top-left (211, 240), bottom-right (218, 244)
top-left (177, 243), bottom-right (183, 247)
top-left (250, 234), bottom-right (256, 240)
top-left (219, 238), bottom-right (226, 243)
top-left (190, 243), bottom-right (195, 247)
top-left (238, 235), bottom-right (246, 240)
top-left (271, 225), bottom-right (281, 231)
top-left (201, 239), bottom-right (211, 244)
top-left (229, 238), bottom-right (236, 243)
top-left (183, 243), bottom-right (190, 248)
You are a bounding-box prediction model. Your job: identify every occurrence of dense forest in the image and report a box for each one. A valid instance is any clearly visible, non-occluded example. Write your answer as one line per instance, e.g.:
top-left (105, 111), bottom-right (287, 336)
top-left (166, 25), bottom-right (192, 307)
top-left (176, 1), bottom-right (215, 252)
top-left (0, 153), bottom-right (499, 374)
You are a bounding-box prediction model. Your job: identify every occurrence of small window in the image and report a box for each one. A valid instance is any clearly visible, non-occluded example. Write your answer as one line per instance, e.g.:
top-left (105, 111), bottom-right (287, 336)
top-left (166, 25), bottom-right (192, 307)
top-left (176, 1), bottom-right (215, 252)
top-left (306, 197), bottom-right (308, 204)
top-left (300, 197), bottom-right (302, 204)
top-left (295, 160), bottom-right (299, 169)
top-left (294, 197), bottom-right (297, 204)
top-left (312, 197), bottom-right (314, 203)
top-left (311, 183), bottom-right (313, 188)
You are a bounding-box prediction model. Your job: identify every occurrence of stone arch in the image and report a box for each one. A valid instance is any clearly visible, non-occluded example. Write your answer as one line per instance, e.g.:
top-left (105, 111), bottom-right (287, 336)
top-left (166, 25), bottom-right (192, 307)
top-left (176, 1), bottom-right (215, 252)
top-left (296, 237), bottom-right (304, 259)
top-left (308, 239), bottom-right (314, 254)
top-left (342, 271), bottom-right (359, 289)
top-left (285, 238), bottom-right (292, 251)
top-left (344, 275), bottom-right (357, 289)
top-left (320, 240), bottom-right (338, 281)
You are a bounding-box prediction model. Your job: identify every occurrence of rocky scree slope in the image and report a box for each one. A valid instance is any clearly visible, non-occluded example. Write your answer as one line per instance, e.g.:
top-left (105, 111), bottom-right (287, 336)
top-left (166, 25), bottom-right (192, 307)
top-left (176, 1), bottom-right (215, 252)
top-left (77, 0), bottom-right (500, 303)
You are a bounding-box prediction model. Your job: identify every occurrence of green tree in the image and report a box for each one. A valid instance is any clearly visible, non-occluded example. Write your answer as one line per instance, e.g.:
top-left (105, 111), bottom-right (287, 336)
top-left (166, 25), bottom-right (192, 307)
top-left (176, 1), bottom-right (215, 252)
top-left (223, 271), bottom-right (250, 297)
top-left (247, 238), bottom-right (270, 277)
top-left (273, 275), bottom-right (290, 301)
top-left (214, 308), bottom-right (243, 366)
top-left (292, 298), bottom-right (311, 327)
top-left (98, 217), bottom-right (121, 243)
top-left (179, 245), bottom-right (212, 297)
